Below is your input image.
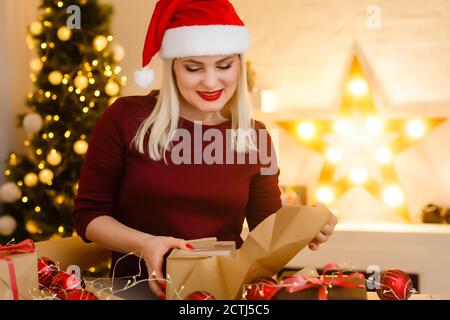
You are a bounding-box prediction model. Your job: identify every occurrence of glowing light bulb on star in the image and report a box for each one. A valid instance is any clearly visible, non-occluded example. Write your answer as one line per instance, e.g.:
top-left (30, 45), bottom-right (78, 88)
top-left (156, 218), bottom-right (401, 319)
top-left (74, 75), bottom-right (89, 90)
top-left (296, 121), bottom-right (316, 140)
top-left (376, 147), bottom-right (392, 165)
top-left (382, 186), bottom-right (404, 208)
top-left (326, 148), bottom-right (342, 163)
top-left (406, 119), bottom-right (426, 139)
top-left (348, 78), bottom-right (368, 97)
top-left (316, 186), bottom-right (335, 205)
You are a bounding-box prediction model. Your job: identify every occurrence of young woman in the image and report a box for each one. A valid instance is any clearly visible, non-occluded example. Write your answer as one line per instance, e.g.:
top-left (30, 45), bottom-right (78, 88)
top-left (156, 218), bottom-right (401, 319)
top-left (73, 0), bottom-right (337, 299)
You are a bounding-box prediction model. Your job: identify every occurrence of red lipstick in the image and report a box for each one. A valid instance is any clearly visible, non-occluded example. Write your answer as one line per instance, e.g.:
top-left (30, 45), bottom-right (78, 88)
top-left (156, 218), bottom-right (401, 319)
top-left (197, 90), bottom-right (224, 102)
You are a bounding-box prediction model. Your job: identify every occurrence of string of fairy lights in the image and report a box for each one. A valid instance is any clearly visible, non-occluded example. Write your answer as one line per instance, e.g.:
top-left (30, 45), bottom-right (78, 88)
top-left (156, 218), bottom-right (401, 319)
top-left (0, 1), bottom-right (126, 239)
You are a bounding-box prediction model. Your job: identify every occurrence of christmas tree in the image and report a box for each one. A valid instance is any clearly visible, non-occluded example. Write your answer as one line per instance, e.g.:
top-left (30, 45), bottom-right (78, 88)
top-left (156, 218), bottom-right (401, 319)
top-left (0, 0), bottom-right (126, 244)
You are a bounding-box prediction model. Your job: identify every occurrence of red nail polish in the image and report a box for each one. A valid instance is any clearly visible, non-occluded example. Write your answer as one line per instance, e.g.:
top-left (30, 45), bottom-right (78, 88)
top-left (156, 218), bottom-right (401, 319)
top-left (159, 281), bottom-right (166, 290)
top-left (186, 244), bottom-right (193, 250)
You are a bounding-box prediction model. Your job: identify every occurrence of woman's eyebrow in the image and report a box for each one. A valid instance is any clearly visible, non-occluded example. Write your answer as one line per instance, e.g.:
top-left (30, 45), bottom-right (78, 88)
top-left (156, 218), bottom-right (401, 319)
top-left (182, 56), bottom-right (235, 65)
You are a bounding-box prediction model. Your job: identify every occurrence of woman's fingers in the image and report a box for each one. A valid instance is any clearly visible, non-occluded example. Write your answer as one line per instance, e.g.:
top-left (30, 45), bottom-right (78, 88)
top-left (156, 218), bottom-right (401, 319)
top-left (313, 231), bottom-right (329, 244)
top-left (308, 242), bottom-right (319, 251)
top-left (321, 224), bottom-right (334, 236)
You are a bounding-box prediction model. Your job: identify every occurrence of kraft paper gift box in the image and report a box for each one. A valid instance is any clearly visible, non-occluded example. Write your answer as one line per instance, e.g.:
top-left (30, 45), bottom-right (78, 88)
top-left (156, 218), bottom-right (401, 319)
top-left (165, 205), bottom-right (331, 300)
top-left (0, 239), bottom-right (39, 300)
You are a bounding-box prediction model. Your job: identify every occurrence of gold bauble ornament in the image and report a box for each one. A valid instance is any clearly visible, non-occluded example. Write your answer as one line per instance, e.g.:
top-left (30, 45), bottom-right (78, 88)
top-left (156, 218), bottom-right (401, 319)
top-left (55, 195), bottom-right (65, 205)
top-left (93, 35), bottom-right (108, 52)
top-left (105, 81), bottom-right (120, 97)
top-left (24, 173), bottom-right (39, 187)
top-left (57, 26), bottom-right (72, 41)
top-left (74, 75), bottom-right (89, 90)
top-left (26, 220), bottom-right (42, 234)
top-left (74, 140), bottom-right (89, 155)
top-left (30, 58), bottom-right (43, 73)
top-left (39, 168), bottom-right (54, 185)
top-left (30, 21), bottom-right (43, 35)
top-left (46, 149), bottom-right (62, 166)
top-left (48, 70), bottom-right (63, 86)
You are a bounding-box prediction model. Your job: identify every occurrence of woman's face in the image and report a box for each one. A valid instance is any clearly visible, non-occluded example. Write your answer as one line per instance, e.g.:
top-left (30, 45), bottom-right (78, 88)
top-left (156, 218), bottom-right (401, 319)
top-left (173, 54), bottom-right (240, 114)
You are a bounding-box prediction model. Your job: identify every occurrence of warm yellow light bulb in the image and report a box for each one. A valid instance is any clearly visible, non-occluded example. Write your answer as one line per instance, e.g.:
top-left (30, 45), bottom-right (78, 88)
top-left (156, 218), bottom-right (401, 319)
top-left (316, 187), bottom-right (335, 205)
top-left (406, 119), bottom-right (426, 139)
top-left (376, 147), bottom-right (392, 165)
top-left (382, 186), bottom-right (404, 208)
top-left (297, 122), bottom-right (316, 140)
top-left (326, 148), bottom-right (342, 163)
top-left (348, 78), bottom-right (368, 97)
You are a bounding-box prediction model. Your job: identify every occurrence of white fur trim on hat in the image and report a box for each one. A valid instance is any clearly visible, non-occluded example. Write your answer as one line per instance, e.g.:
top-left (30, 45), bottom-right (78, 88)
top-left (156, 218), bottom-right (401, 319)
top-left (159, 25), bottom-right (250, 59)
top-left (134, 67), bottom-right (155, 89)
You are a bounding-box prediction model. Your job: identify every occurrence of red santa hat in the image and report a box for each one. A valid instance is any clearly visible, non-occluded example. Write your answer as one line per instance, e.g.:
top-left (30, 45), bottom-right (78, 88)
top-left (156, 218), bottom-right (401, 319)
top-left (134, 0), bottom-right (251, 89)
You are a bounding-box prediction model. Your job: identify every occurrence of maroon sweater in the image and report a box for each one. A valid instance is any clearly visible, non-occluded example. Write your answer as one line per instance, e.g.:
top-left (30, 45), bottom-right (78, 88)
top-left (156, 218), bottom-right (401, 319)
top-left (73, 92), bottom-right (282, 278)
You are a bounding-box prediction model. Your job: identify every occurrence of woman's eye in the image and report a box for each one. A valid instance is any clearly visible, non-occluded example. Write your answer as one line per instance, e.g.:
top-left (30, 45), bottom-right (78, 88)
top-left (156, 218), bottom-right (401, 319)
top-left (185, 67), bottom-right (201, 72)
top-left (218, 64), bottom-right (232, 70)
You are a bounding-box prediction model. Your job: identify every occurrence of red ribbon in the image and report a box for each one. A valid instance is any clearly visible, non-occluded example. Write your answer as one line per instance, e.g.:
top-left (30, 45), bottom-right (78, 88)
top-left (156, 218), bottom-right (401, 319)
top-left (0, 239), bottom-right (35, 300)
top-left (280, 263), bottom-right (366, 300)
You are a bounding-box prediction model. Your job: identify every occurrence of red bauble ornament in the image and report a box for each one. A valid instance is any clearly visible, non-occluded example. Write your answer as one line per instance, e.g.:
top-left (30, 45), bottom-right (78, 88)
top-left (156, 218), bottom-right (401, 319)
top-left (376, 269), bottom-right (414, 300)
top-left (243, 277), bottom-right (279, 300)
top-left (37, 257), bottom-right (59, 288)
top-left (65, 289), bottom-right (98, 300)
top-left (50, 271), bottom-right (84, 300)
top-left (184, 291), bottom-right (216, 300)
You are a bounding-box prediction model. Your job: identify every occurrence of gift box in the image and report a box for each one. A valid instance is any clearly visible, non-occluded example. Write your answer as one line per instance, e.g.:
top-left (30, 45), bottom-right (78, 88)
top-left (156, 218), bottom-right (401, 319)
top-left (166, 238), bottom-right (236, 300)
top-left (0, 239), bottom-right (39, 300)
top-left (165, 205), bottom-right (331, 300)
top-left (273, 264), bottom-right (367, 300)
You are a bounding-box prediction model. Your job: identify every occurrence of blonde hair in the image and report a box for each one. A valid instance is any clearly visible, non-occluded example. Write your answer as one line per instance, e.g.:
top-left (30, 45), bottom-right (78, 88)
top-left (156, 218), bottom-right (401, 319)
top-left (132, 54), bottom-right (257, 163)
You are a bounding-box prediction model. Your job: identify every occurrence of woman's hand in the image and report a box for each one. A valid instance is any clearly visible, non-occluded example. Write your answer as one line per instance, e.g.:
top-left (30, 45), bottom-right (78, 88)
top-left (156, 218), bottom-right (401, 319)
top-left (138, 236), bottom-right (192, 299)
top-left (308, 203), bottom-right (338, 251)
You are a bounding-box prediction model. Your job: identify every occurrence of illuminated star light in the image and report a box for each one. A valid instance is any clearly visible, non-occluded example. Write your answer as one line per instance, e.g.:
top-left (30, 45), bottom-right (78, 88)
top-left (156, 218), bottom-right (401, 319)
top-left (278, 56), bottom-right (446, 221)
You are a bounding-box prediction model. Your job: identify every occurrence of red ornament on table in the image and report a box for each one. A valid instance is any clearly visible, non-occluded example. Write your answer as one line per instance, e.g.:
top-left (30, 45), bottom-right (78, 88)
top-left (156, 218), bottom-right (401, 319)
top-left (184, 291), bottom-right (216, 300)
top-left (37, 257), bottom-right (59, 288)
top-left (376, 269), bottom-right (415, 300)
top-left (65, 289), bottom-right (98, 300)
top-left (243, 277), bottom-right (279, 300)
top-left (50, 271), bottom-right (84, 300)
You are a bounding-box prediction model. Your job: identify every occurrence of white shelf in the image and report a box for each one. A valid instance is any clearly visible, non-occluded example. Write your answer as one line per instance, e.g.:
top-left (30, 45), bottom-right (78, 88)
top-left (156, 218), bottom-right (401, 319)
top-left (335, 222), bottom-right (450, 234)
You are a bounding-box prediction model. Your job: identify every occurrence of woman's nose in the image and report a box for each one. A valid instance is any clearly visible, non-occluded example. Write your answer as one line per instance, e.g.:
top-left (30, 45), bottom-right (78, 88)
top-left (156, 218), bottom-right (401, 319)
top-left (201, 70), bottom-right (220, 89)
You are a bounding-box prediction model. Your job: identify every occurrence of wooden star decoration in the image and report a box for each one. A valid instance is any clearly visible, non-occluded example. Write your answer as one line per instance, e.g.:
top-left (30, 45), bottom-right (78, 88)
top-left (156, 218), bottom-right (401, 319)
top-left (278, 55), bottom-right (446, 221)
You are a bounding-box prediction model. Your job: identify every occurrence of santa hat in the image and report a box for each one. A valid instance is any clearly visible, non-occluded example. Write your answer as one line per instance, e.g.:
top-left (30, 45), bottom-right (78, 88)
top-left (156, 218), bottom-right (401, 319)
top-left (134, 0), bottom-right (251, 89)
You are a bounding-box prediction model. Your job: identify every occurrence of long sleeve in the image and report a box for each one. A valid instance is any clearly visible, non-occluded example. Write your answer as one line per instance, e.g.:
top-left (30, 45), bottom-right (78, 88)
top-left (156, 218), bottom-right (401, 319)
top-left (245, 121), bottom-right (282, 231)
top-left (73, 99), bottom-right (127, 242)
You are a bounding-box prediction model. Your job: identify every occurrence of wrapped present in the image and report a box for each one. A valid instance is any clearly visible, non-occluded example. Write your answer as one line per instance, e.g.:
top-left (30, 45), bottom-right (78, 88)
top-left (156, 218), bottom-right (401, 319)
top-left (273, 263), bottom-right (367, 300)
top-left (166, 238), bottom-right (236, 300)
top-left (0, 239), bottom-right (39, 300)
top-left (166, 205), bottom-right (330, 300)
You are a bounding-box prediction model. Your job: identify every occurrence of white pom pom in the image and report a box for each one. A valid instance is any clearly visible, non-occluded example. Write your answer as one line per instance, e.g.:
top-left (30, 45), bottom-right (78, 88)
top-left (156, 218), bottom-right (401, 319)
top-left (23, 112), bottom-right (43, 134)
top-left (0, 182), bottom-right (22, 203)
top-left (134, 67), bottom-right (155, 89)
top-left (0, 215), bottom-right (17, 236)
